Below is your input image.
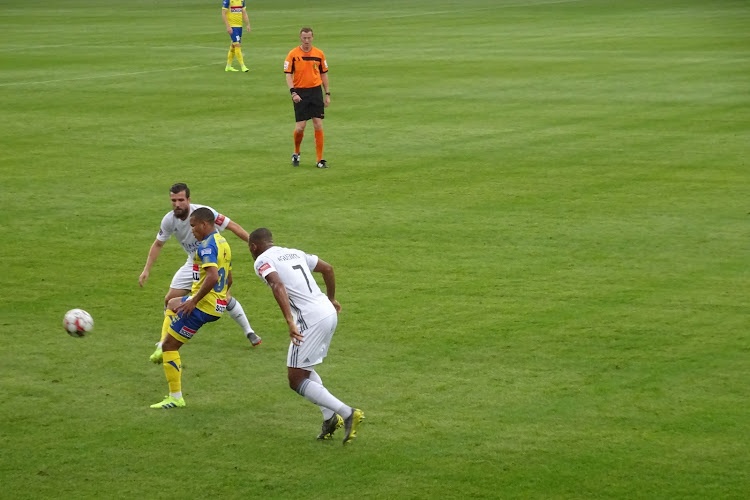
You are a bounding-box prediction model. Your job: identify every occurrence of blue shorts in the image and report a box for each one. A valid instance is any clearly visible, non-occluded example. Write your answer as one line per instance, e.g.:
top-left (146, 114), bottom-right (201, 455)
top-left (168, 296), bottom-right (220, 343)
top-left (229, 27), bottom-right (243, 44)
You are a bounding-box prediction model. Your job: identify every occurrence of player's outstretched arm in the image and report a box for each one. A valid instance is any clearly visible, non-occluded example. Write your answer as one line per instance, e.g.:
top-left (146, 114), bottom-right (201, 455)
top-left (314, 258), bottom-right (341, 313)
top-left (139, 239), bottom-right (166, 287)
top-left (226, 220), bottom-right (250, 243)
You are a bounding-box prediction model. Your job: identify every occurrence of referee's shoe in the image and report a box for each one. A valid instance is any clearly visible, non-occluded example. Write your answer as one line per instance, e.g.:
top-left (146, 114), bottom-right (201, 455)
top-left (316, 159), bottom-right (328, 169)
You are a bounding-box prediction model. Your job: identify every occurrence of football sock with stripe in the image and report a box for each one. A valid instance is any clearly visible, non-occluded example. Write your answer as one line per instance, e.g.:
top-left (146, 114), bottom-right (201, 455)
top-left (297, 378), bottom-right (352, 419)
top-left (314, 129), bottom-right (324, 162)
top-left (163, 350), bottom-right (182, 396)
top-left (226, 297), bottom-right (255, 336)
top-left (309, 370), bottom-right (335, 420)
top-left (293, 130), bottom-right (304, 154)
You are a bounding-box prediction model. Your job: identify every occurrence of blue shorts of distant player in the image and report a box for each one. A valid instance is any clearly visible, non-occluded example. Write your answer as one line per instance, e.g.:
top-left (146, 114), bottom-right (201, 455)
top-left (229, 27), bottom-right (243, 44)
top-left (168, 296), bottom-right (220, 343)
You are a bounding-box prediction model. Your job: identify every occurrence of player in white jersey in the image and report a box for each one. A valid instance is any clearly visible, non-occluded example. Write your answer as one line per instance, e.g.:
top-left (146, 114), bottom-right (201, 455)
top-left (139, 183), bottom-right (261, 362)
top-left (249, 227), bottom-right (364, 444)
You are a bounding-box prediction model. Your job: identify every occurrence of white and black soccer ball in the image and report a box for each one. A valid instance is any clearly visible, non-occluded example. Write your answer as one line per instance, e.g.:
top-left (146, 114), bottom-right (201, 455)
top-left (63, 309), bottom-right (94, 337)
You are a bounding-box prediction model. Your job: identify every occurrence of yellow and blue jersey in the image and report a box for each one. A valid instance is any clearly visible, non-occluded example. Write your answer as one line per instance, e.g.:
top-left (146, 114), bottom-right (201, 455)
top-left (222, 0), bottom-right (245, 28)
top-left (191, 231), bottom-right (232, 317)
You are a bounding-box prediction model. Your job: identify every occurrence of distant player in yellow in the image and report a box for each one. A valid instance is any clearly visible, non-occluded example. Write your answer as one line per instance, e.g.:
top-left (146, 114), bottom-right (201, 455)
top-left (222, 0), bottom-right (251, 72)
top-left (150, 208), bottom-right (233, 409)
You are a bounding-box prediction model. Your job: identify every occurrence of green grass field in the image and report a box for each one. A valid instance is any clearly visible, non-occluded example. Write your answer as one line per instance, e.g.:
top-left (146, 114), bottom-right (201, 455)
top-left (1, 0), bottom-right (749, 498)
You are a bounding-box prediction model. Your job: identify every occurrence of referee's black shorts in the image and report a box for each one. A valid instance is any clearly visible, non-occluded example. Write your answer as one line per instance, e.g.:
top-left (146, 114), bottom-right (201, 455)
top-left (293, 85), bottom-right (325, 122)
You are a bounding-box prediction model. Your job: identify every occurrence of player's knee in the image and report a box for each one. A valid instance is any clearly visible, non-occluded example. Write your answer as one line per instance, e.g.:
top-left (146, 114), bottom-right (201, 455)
top-left (162, 335), bottom-right (181, 352)
top-left (166, 297), bottom-right (182, 311)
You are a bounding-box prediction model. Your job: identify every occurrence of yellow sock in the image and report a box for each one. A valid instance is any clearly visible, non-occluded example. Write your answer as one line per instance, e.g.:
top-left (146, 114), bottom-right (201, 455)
top-left (235, 45), bottom-right (245, 66)
top-left (226, 46), bottom-right (235, 66)
top-left (160, 309), bottom-right (176, 344)
top-left (162, 350), bottom-right (182, 395)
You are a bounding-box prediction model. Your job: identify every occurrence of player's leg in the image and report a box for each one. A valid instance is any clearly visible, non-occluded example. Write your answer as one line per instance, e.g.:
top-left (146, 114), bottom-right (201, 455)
top-left (151, 298), bottom-right (218, 408)
top-left (292, 119), bottom-right (307, 166)
top-left (226, 44), bottom-right (236, 70)
top-left (289, 366), bottom-right (351, 418)
top-left (308, 369), bottom-right (344, 439)
top-left (233, 43), bottom-right (248, 72)
top-left (225, 289), bottom-right (261, 346)
top-left (151, 297), bottom-right (190, 408)
top-left (150, 265), bottom-right (191, 362)
top-left (225, 28), bottom-right (242, 71)
top-left (287, 314), bottom-right (363, 442)
top-left (312, 117), bottom-right (326, 167)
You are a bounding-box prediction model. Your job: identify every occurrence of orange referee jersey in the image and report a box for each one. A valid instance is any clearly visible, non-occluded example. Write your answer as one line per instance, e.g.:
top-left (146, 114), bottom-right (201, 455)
top-left (284, 46), bottom-right (328, 89)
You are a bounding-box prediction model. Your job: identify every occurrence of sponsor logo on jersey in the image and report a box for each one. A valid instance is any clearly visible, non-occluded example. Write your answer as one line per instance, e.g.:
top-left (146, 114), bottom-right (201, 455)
top-left (215, 214), bottom-right (226, 226)
top-left (258, 262), bottom-right (271, 274)
top-left (230, 6), bottom-right (242, 12)
top-left (216, 298), bottom-right (228, 314)
top-left (200, 247), bottom-right (213, 257)
top-left (284, 60), bottom-right (290, 71)
top-left (193, 264), bottom-right (200, 271)
top-left (178, 325), bottom-right (196, 340)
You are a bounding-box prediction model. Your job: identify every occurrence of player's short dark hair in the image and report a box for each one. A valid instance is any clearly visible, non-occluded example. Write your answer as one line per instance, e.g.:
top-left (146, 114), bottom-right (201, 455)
top-left (249, 227), bottom-right (273, 244)
top-left (191, 207), bottom-right (215, 224)
top-left (300, 27), bottom-right (313, 35)
top-left (170, 183), bottom-right (190, 198)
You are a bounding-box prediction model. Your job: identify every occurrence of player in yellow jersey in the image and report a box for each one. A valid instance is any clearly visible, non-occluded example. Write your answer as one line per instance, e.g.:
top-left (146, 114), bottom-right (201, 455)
top-left (222, 0), bottom-right (252, 72)
top-left (151, 208), bottom-right (233, 409)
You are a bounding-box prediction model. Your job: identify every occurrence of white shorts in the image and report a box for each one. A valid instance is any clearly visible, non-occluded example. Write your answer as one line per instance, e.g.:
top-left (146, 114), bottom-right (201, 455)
top-left (169, 261), bottom-right (193, 291)
top-left (288, 313), bottom-right (338, 369)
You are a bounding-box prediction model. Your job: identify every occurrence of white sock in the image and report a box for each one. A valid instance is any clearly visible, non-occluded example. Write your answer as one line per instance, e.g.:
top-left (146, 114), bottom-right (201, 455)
top-left (309, 370), bottom-right (335, 419)
top-left (297, 379), bottom-right (352, 419)
top-left (226, 297), bottom-right (254, 335)
top-left (170, 391), bottom-right (182, 399)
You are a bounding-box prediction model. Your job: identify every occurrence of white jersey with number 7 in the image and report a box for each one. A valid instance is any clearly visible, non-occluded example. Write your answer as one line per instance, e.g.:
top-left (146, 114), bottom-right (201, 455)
top-left (254, 246), bottom-right (336, 329)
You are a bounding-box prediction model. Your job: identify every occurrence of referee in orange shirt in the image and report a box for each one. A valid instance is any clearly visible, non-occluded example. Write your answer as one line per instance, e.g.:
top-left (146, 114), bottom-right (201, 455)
top-left (284, 27), bottom-right (331, 168)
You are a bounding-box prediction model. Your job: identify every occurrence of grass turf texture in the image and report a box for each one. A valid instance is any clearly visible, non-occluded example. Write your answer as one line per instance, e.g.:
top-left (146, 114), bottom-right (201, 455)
top-left (1, 0), bottom-right (749, 498)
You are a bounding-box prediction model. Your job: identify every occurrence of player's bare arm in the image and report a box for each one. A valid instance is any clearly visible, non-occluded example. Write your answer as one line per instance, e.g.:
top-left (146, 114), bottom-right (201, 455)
top-left (287, 73), bottom-right (302, 103)
top-left (266, 271), bottom-right (304, 345)
top-left (174, 266), bottom-right (219, 316)
top-left (139, 239), bottom-right (166, 287)
top-left (222, 9), bottom-right (232, 34)
top-left (226, 220), bottom-right (250, 243)
top-left (321, 72), bottom-right (330, 108)
top-left (242, 9), bottom-right (251, 32)
top-left (314, 258), bottom-right (341, 313)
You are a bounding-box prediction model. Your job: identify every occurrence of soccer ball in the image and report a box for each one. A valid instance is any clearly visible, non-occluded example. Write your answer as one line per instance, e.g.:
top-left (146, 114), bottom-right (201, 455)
top-left (63, 309), bottom-right (94, 337)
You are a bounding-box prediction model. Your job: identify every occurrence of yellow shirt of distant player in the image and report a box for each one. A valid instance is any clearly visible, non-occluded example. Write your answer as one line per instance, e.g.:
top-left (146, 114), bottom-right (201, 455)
top-left (223, 0), bottom-right (245, 28)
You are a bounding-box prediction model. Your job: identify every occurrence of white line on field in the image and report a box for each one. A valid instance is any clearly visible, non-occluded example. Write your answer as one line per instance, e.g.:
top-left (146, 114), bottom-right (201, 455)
top-left (0, 63), bottom-right (218, 87)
